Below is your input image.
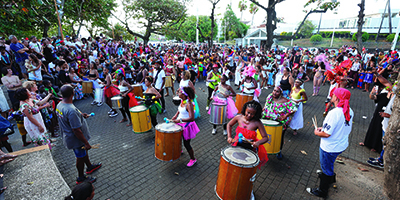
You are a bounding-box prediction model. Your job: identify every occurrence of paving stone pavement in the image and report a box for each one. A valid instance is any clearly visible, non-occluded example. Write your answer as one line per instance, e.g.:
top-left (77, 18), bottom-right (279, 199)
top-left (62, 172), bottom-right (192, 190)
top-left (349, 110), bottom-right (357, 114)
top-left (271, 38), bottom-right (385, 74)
top-left (6, 80), bottom-right (380, 199)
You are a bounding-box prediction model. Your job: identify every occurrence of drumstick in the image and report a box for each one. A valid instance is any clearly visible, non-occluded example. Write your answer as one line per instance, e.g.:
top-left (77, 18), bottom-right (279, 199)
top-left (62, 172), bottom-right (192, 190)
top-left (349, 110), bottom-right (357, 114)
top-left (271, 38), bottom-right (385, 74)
top-left (81, 144), bottom-right (100, 150)
top-left (312, 117), bottom-right (317, 130)
top-left (314, 115), bottom-right (318, 128)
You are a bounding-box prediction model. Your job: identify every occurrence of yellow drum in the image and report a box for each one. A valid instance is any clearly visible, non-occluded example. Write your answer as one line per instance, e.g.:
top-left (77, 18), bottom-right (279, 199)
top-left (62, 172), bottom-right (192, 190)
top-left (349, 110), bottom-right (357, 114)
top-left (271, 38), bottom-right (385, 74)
top-left (257, 119), bottom-right (283, 154)
top-left (129, 105), bottom-right (151, 133)
top-left (82, 81), bottom-right (93, 94)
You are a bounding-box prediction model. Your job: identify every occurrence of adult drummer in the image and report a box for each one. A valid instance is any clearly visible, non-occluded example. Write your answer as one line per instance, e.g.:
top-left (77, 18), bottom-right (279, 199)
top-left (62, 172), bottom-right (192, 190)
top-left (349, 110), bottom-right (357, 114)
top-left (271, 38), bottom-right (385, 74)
top-left (262, 86), bottom-right (297, 159)
top-left (116, 73), bottom-right (133, 126)
top-left (170, 87), bottom-right (200, 167)
top-left (206, 64), bottom-right (221, 111)
top-left (143, 76), bottom-right (162, 128)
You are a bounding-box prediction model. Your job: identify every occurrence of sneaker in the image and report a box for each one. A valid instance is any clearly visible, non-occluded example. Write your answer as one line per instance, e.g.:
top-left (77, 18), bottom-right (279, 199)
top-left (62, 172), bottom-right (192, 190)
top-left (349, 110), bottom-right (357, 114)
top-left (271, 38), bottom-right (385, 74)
top-left (86, 162), bottom-right (102, 174)
top-left (206, 106), bottom-right (209, 111)
top-left (108, 111), bottom-right (118, 118)
top-left (187, 159), bottom-right (197, 167)
top-left (108, 109), bottom-right (113, 114)
top-left (212, 128), bottom-right (217, 135)
top-left (76, 176), bottom-right (96, 184)
top-left (97, 102), bottom-right (103, 107)
top-left (367, 160), bottom-right (384, 169)
top-left (91, 101), bottom-right (97, 105)
top-left (368, 157), bottom-right (380, 161)
top-left (223, 130), bottom-right (227, 136)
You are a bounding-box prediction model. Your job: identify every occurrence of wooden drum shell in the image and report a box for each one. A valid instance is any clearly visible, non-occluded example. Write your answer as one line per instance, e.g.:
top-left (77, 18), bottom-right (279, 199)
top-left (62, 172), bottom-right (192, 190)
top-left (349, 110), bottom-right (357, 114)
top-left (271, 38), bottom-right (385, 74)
top-left (129, 105), bottom-right (152, 133)
top-left (155, 123), bottom-right (183, 161)
top-left (257, 120), bottom-right (283, 154)
top-left (82, 81), bottom-right (93, 94)
top-left (132, 84), bottom-right (143, 97)
top-left (235, 93), bottom-right (253, 112)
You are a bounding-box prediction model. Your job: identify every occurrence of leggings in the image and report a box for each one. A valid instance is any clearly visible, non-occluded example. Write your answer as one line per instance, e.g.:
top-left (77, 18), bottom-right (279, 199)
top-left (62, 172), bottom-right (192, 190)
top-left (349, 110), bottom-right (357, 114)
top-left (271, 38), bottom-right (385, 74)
top-left (150, 113), bottom-right (158, 127)
top-left (207, 86), bottom-right (214, 107)
top-left (119, 96), bottom-right (131, 121)
top-left (183, 139), bottom-right (192, 152)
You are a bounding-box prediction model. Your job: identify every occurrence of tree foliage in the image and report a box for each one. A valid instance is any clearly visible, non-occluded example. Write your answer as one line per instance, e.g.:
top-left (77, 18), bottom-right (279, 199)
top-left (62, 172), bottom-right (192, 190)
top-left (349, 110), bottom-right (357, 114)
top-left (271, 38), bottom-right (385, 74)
top-left (238, 0), bottom-right (248, 20)
top-left (114, 0), bottom-right (188, 45)
top-left (165, 16), bottom-right (218, 42)
top-left (310, 34), bottom-right (322, 43)
top-left (222, 5), bottom-right (249, 40)
top-left (352, 32), bottom-right (369, 42)
top-left (103, 23), bottom-right (134, 41)
top-left (298, 20), bottom-right (315, 38)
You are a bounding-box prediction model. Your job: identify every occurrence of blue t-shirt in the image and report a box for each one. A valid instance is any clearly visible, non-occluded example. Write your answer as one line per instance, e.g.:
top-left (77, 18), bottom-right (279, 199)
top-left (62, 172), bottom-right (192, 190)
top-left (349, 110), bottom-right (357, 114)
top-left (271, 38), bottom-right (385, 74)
top-left (10, 43), bottom-right (28, 62)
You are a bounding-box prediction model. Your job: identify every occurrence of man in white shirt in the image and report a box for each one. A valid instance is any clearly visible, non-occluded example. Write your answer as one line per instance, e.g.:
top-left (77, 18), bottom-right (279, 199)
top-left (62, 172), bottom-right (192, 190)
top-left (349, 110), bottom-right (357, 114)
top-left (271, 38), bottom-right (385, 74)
top-left (307, 88), bottom-right (353, 198)
top-left (153, 60), bottom-right (166, 112)
top-left (29, 36), bottom-right (43, 58)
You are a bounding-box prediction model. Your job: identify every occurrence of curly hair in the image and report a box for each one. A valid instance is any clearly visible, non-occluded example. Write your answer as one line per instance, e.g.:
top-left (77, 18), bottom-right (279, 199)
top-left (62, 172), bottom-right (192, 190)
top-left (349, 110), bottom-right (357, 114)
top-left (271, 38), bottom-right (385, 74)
top-left (145, 76), bottom-right (154, 83)
top-left (241, 100), bottom-right (263, 121)
top-left (22, 81), bottom-right (36, 91)
top-left (14, 88), bottom-right (29, 101)
top-left (181, 87), bottom-right (195, 100)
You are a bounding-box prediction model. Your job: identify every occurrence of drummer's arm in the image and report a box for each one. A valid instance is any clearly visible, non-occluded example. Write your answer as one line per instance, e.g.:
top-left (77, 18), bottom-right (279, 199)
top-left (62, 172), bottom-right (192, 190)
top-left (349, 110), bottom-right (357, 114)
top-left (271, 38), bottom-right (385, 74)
top-left (300, 91), bottom-right (308, 102)
top-left (188, 81), bottom-right (196, 94)
top-left (228, 86), bottom-right (236, 97)
top-left (171, 111), bottom-right (179, 120)
top-left (152, 88), bottom-right (162, 99)
top-left (253, 121), bottom-right (268, 148)
top-left (227, 116), bottom-right (239, 144)
top-left (122, 81), bottom-right (133, 96)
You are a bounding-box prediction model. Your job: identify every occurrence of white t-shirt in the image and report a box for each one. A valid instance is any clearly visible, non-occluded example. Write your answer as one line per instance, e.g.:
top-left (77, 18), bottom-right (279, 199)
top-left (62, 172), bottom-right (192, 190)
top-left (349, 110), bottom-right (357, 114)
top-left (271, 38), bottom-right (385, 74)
top-left (29, 42), bottom-right (42, 53)
top-left (320, 107), bottom-right (354, 153)
top-left (382, 95), bottom-right (395, 132)
top-left (93, 50), bottom-right (98, 59)
top-left (350, 62), bottom-right (361, 71)
top-left (153, 69), bottom-right (165, 90)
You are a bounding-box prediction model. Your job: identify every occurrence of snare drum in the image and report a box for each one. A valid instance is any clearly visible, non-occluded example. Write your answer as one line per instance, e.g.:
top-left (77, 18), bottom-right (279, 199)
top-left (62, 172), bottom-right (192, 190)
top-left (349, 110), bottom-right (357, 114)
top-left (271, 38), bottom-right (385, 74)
top-left (155, 123), bottom-right (183, 161)
top-left (111, 96), bottom-right (123, 109)
top-left (132, 84), bottom-right (143, 97)
top-left (82, 81), bottom-right (93, 94)
top-left (129, 105), bottom-right (151, 133)
top-left (235, 93), bottom-right (253, 111)
top-left (216, 146), bottom-right (259, 200)
top-left (210, 101), bottom-right (227, 125)
top-left (172, 96), bottom-right (181, 106)
top-left (257, 119), bottom-right (283, 154)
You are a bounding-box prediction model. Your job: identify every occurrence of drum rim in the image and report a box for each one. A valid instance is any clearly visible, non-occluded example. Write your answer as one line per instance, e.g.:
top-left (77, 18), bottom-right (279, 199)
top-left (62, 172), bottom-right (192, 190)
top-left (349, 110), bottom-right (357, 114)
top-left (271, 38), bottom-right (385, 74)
top-left (211, 102), bottom-right (227, 106)
top-left (155, 123), bottom-right (183, 133)
top-left (111, 96), bottom-right (123, 100)
top-left (220, 146), bottom-right (259, 168)
top-left (129, 105), bottom-right (149, 112)
top-left (260, 119), bottom-right (282, 126)
top-left (237, 93), bottom-right (254, 97)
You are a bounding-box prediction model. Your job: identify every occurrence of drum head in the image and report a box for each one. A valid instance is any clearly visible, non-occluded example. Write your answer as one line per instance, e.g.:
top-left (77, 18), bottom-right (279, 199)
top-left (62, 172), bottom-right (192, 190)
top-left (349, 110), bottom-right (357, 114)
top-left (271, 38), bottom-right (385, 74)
top-left (155, 123), bottom-right (182, 133)
top-left (129, 105), bottom-right (148, 112)
top-left (212, 102), bottom-right (227, 106)
top-left (222, 146), bottom-right (259, 168)
top-left (261, 119), bottom-right (280, 125)
top-left (239, 93), bottom-right (253, 97)
top-left (111, 96), bottom-right (123, 100)
top-left (173, 96), bottom-right (181, 101)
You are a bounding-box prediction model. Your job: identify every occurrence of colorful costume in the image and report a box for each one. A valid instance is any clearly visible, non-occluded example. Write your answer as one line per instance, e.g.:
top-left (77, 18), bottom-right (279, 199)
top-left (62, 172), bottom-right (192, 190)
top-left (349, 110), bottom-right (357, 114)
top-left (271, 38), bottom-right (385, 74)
top-left (208, 84), bottom-right (238, 119)
top-left (358, 72), bottom-right (365, 89)
top-left (20, 100), bottom-right (50, 146)
top-left (263, 94), bottom-right (298, 127)
top-left (232, 126), bottom-right (268, 168)
top-left (289, 87), bottom-right (305, 130)
top-left (176, 101), bottom-right (200, 140)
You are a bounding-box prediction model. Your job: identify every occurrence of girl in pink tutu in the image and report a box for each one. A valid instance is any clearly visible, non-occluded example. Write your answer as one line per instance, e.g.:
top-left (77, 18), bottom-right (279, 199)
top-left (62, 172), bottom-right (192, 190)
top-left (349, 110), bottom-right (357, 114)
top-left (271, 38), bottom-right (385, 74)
top-left (171, 87), bottom-right (200, 167)
top-left (209, 74), bottom-right (238, 135)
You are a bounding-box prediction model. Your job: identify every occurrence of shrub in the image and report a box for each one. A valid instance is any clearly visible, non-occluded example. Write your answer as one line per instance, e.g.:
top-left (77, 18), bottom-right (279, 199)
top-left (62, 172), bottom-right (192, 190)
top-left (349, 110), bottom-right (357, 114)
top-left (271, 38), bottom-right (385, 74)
top-left (352, 32), bottom-right (369, 42)
top-left (369, 34), bottom-right (376, 40)
top-left (310, 34), bottom-right (323, 43)
top-left (287, 32), bottom-right (293, 36)
top-left (320, 31), bottom-right (333, 38)
top-left (280, 31), bottom-right (287, 36)
top-left (386, 34), bottom-right (399, 42)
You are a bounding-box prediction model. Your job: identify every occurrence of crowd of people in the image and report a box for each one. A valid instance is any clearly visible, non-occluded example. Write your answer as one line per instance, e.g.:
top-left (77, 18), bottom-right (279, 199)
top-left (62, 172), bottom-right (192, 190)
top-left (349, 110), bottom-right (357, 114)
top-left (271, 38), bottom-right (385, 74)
top-left (0, 33), bottom-right (398, 199)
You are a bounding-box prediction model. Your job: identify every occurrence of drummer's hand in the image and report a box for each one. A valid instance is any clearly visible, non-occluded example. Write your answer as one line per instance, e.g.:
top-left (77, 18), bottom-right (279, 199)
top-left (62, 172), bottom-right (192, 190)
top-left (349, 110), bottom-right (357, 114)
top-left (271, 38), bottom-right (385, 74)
top-left (83, 143), bottom-right (92, 150)
top-left (173, 119), bottom-right (180, 123)
top-left (227, 137), bottom-right (234, 144)
top-left (251, 141), bottom-right (259, 148)
top-left (122, 93), bottom-right (126, 97)
top-left (278, 116), bottom-right (285, 121)
top-left (82, 113), bottom-right (90, 118)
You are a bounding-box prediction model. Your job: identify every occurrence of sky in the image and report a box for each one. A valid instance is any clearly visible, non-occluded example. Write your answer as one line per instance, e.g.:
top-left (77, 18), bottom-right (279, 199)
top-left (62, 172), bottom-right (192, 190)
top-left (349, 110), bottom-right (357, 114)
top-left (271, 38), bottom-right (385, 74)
top-left (81, 0), bottom-right (400, 38)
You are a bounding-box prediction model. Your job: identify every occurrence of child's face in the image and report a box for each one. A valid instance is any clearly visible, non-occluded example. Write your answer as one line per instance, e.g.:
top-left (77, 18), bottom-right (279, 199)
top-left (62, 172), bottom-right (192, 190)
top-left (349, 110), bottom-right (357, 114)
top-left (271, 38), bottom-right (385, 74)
top-left (244, 107), bottom-right (256, 121)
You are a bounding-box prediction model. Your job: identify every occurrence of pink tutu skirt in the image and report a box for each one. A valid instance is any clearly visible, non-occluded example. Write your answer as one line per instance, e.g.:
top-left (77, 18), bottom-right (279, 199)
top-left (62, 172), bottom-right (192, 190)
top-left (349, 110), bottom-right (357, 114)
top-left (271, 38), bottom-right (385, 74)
top-left (177, 122), bottom-right (200, 140)
top-left (207, 96), bottom-right (238, 119)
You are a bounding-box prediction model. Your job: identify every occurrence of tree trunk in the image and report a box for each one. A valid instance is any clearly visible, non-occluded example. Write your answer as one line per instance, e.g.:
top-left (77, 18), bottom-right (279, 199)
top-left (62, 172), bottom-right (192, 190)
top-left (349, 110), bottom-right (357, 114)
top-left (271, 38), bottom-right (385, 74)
top-left (265, 0), bottom-right (276, 50)
top-left (210, 2), bottom-right (217, 47)
top-left (77, 19), bottom-right (84, 37)
top-left (383, 75), bottom-right (400, 199)
top-left (388, 0), bottom-right (392, 34)
top-left (356, 0), bottom-right (365, 52)
top-left (376, 0), bottom-right (389, 42)
top-left (42, 22), bottom-right (50, 38)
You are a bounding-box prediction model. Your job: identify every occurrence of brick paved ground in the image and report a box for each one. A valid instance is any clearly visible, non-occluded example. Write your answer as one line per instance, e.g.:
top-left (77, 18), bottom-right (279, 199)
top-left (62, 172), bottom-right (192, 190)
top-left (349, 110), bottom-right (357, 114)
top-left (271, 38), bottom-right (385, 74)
top-left (6, 80), bottom-right (381, 199)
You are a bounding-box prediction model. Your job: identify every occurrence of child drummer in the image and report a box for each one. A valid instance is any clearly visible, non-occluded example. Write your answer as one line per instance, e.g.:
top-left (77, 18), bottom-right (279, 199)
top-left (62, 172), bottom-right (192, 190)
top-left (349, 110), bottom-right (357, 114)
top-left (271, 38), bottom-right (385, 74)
top-left (170, 87), bottom-right (200, 167)
top-left (227, 100), bottom-right (269, 167)
top-left (209, 74), bottom-right (238, 135)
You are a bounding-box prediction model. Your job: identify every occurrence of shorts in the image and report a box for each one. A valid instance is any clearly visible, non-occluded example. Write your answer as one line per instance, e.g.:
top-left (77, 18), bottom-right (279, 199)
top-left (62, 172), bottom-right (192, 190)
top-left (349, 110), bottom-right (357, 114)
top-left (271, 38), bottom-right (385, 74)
top-left (73, 147), bottom-right (87, 158)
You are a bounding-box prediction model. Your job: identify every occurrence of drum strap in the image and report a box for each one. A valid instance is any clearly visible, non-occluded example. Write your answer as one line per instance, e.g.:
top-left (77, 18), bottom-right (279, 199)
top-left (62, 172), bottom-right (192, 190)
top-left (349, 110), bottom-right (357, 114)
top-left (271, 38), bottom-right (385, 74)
top-left (184, 122), bottom-right (190, 128)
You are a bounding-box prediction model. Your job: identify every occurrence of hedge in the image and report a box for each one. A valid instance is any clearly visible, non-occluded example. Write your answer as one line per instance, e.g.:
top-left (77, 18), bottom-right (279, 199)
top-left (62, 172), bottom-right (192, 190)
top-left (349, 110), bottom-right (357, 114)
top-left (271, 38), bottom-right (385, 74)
top-left (387, 34), bottom-right (400, 42)
top-left (352, 32), bottom-right (369, 42)
top-left (310, 34), bottom-right (323, 43)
